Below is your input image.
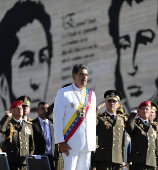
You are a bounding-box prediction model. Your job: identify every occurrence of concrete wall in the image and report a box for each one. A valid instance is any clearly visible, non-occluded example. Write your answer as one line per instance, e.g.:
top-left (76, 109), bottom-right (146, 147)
top-left (0, 0), bottom-right (157, 118)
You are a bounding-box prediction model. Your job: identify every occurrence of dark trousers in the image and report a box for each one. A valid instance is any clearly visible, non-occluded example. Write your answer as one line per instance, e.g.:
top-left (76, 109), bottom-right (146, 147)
top-left (47, 155), bottom-right (55, 170)
top-left (129, 163), bottom-right (155, 170)
top-left (9, 163), bottom-right (27, 170)
top-left (96, 161), bottom-right (122, 170)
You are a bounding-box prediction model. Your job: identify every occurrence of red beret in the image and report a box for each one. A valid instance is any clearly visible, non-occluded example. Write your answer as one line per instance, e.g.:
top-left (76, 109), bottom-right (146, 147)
top-left (138, 101), bottom-right (151, 108)
top-left (10, 100), bottom-right (22, 110)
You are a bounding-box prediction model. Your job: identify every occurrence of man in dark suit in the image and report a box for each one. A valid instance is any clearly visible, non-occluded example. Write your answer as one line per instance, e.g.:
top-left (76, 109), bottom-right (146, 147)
top-left (32, 102), bottom-right (55, 170)
top-left (126, 101), bottom-right (157, 170)
top-left (95, 90), bottom-right (126, 170)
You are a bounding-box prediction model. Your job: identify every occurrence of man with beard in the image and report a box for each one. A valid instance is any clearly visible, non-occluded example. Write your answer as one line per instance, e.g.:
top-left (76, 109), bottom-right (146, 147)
top-left (53, 64), bottom-right (96, 170)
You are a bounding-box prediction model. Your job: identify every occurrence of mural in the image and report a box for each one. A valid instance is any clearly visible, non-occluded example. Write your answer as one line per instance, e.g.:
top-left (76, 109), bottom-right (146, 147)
top-left (0, 0), bottom-right (157, 118)
top-left (0, 0), bottom-right (53, 112)
top-left (109, 0), bottom-right (158, 110)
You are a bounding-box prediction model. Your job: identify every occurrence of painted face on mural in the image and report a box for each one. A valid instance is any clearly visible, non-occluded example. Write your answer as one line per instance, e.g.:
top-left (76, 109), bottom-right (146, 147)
top-left (12, 20), bottom-right (50, 111)
top-left (119, 1), bottom-right (158, 107)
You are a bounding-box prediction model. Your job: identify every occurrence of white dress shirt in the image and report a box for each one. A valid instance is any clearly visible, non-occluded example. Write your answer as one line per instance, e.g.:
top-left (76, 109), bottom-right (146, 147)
top-left (38, 116), bottom-right (52, 155)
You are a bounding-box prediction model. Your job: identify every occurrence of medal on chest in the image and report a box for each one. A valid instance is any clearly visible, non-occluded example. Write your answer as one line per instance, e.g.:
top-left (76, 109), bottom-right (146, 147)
top-left (152, 129), bottom-right (157, 139)
top-left (141, 130), bottom-right (146, 135)
top-left (25, 126), bottom-right (31, 135)
top-left (104, 121), bottom-right (110, 129)
top-left (71, 102), bottom-right (76, 108)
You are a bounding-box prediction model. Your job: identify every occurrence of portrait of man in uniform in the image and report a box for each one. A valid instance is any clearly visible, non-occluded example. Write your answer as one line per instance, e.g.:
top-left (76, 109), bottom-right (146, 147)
top-left (109, 0), bottom-right (158, 110)
top-left (0, 0), bottom-right (53, 112)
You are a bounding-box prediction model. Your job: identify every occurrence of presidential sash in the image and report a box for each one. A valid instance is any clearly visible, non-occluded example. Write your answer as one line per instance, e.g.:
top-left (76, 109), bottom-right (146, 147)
top-left (63, 88), bottom-right (92, 142)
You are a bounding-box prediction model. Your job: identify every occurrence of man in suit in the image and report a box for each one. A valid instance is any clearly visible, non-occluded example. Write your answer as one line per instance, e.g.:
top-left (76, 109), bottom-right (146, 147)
top-left (126, 101), bottom-right (157, 170)
top-left (16, 95), bottom-right (32, 122)
top-left (53, 64), bottom-right (96, 170)
top-left (32, 102), bottom-right (55, 170)
top-left (0, 100), bottom-right (34, 170)
top-left (95, 90), bottom-right (126, 170)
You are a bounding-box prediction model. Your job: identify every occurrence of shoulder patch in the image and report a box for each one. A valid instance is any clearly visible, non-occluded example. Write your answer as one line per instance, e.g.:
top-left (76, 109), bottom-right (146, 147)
top-left (27, 118), bottom-right (33, 122)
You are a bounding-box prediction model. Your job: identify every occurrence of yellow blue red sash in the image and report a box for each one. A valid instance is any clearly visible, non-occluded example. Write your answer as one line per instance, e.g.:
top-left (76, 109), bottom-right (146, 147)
top-left (63, 88), bottom-right (92, 142)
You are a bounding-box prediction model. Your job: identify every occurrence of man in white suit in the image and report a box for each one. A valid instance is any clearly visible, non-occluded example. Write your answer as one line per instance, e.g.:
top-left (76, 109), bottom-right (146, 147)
top-left (53, 64), bottom-right (96, 170)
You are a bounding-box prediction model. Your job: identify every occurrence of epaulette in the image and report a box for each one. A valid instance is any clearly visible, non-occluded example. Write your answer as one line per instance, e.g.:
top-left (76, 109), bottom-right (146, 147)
top-left (27, 118), bottom-right (33, 122)
top-left (98, 113), bottom-right (104, 116)
top-left (117, 114), bottom-right (125, 118)
top-left (117, 114), bottom-right (128, 121)
top-left (25, 120), bottom-right (33, 124)
top-left (151, 122), bottom-right (158, 127)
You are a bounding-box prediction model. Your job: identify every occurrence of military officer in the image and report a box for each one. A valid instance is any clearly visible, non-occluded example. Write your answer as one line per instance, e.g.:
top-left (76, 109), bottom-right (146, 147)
top-left (149, 102), bottom-right (158, 168)
top-left (149, 102), bottom-right (158, 123)
top-left (0, 100), bottom-right (34, 170)
top-left (95, 90), bottom-right (126, 170)
top-left (16, 95), bottom-right (32, 122)
top-left (126, 101), bottom-right (157, 170)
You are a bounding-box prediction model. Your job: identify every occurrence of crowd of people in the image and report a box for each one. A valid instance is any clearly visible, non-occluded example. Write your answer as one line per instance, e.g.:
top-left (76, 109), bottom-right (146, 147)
top-left (0, 64), bottom-right (157, 170)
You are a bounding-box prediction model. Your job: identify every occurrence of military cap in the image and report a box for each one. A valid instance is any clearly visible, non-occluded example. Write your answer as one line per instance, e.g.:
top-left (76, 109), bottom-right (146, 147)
top-left (10, 100), bottom-right (22, 110)
top-left (151, 102), bottom-right (158, 112)
top-left (16, 95), bottom-right (31, 106)
top-left (138, 101), bottom-right (151, 108)
top-left (117, 104), bottom-right (125, 114)
top-left (104, 90), bottom-right (122, 102)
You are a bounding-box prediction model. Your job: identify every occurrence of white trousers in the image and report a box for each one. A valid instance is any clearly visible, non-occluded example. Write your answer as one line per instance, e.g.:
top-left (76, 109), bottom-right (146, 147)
top-left (62, 149), bottom-right (91, 170)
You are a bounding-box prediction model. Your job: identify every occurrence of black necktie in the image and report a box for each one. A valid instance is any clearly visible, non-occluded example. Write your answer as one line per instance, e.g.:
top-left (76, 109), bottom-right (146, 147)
top-left (111, 114), bottom-right (116, 120)
top-left (144, 121), bottom-right (149, 127)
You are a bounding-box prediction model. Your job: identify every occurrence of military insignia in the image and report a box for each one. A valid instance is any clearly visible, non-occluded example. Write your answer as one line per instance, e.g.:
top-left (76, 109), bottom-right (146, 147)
top-left (104, 121), bottom-right (110, 129)
top-left (71, 102), bottom-right (76, 108)
top-left (25, 126), bottom-right (31, 134)
top-left (111, 92), bottom-right (115, 97)
top-left (107, 116), bottom-right (110, 119)
top-left (141, 131), bottom-right (145, 135)
top-left (153, 129), bottom-right (157, 139)
top-left (13, 132), bottom-right (17, 137)
top-left (140, 124), bottom-right (143, 128)
top-left (77, 107), bottom-right (86, 118)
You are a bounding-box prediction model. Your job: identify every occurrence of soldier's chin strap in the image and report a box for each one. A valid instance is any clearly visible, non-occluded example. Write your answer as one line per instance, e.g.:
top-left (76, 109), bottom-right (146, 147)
top-left (3, 122), bottom-right (13, 143)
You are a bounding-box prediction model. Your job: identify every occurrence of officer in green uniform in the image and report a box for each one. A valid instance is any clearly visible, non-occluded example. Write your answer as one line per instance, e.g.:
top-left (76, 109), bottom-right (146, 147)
top-left (0, 100), bottom-right (34, 170)
top-left (126, 101), bottom-right (157, 170)
top-left (95, 90), bottom-right (126, 170)
top-left (149, 102), bottom-right (158, 168)
top-left (16, 96), bottom-right (32, 122)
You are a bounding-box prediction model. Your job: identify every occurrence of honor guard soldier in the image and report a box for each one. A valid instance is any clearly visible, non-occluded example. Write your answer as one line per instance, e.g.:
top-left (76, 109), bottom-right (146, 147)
top-left (149, 102), bottom-right (158, 124)
top-left (0, 100), bottom-right (34, 170)
top-left (126, 101), bottom-right (157, 170)
top-left (16, 95), bottom-right (32, 122)
top-left (95, 90), bottom-right (126, 170)
top-left (149, 102), bottom-right (158, 168)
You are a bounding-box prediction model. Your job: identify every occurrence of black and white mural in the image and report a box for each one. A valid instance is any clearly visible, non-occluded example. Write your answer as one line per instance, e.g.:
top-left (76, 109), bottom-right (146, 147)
top-left (0, 0), bottom-right (157, 117)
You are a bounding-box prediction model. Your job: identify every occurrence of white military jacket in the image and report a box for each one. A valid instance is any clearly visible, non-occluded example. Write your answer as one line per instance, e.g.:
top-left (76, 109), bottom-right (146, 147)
top-left (53, 83), bottom-right (96, 151)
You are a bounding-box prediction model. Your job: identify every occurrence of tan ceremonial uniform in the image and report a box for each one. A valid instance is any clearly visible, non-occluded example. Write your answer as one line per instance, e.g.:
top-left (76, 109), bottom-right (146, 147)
top-left (0, 115), bottom-right (34, 170)
top-left (95, 111), bottom-right (126, 170)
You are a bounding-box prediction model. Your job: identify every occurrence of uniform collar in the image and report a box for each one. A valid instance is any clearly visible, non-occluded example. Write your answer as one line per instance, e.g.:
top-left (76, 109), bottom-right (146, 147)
top-left (138, 116), bottom-right (149, 124)
top-left (106, 110), bottom-right (116, 117)
top-left (13, 118), bottom-right (23, 126)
